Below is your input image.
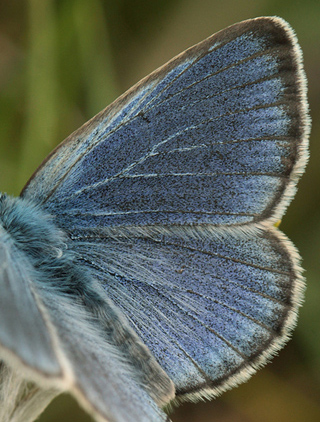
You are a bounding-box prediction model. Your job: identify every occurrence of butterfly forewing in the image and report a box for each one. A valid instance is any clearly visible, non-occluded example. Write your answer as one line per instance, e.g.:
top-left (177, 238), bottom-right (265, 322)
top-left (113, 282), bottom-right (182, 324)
top-left (22, 17), bottom-right (308, 230)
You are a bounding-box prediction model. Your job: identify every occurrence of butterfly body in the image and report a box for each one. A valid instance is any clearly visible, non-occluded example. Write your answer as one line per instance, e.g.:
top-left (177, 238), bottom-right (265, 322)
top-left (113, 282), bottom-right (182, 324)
top-left (0, 16), bottom-right (309, 422)
top-left (0, 194), bottom-right (174, 405)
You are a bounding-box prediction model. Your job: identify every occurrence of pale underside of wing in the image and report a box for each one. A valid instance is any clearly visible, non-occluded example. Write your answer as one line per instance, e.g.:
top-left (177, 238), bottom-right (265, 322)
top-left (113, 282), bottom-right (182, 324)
top-left (35, 287), bottom-right (171, 422)
top-left (0, 230), bottom-right (62, 378)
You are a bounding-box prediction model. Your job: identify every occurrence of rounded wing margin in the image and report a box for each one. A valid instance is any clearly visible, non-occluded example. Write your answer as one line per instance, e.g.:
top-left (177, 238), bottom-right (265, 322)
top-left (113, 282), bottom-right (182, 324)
top-left (21, 17), bottom-right (309, 230)
top-left (68, 225), bottom-right (304, 401)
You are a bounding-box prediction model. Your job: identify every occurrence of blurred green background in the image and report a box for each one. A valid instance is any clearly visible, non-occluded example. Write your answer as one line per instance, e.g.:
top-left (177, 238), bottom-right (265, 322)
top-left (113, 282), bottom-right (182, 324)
top-left (1, 0), bottom-right (320, 421)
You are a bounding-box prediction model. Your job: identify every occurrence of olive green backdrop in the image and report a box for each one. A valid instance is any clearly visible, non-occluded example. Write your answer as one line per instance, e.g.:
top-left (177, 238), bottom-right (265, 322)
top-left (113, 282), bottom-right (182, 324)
top-left (0, 0), bottom-right (320, 421)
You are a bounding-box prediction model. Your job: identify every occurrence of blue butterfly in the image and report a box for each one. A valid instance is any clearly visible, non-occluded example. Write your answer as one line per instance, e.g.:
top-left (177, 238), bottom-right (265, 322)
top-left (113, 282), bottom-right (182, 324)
top-left (0, 16), bottom-right (310, 422)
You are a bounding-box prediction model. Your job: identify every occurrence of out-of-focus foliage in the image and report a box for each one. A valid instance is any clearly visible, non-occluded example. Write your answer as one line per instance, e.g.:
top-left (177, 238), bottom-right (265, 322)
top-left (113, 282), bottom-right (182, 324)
top-left (0, 1), bottom-right (320, 421)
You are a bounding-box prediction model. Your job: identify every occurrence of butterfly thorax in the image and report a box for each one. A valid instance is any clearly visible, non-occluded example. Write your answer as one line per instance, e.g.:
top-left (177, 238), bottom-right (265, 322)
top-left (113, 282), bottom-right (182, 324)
top-left (0, 193), bottom-right (90, 298)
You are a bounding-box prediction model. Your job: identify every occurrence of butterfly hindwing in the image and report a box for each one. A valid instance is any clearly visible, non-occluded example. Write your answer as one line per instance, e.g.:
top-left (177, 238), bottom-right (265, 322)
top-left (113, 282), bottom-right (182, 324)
top-left (67, 224), bottom-right (303, 401)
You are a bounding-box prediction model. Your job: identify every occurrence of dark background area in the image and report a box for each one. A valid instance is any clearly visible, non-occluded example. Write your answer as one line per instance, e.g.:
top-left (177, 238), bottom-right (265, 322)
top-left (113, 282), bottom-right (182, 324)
top-left (0, 0), bottom-right (320, 421)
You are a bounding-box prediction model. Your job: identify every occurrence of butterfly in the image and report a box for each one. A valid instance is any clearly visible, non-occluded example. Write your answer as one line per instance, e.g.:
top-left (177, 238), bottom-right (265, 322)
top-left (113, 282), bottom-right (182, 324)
top-left (0, 16), bottom-right (310, 422)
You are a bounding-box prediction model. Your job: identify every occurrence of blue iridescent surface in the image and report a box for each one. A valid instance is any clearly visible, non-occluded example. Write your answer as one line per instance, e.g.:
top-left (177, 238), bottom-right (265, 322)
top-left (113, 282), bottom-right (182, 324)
top-left (0, 17), bottom-right (309, 422)
top-left (24, 20), bottom-right (301, 230)
top-left (72, 227), bottom-right (295, 393)
top-left (21, 16), bottom-right (308, 400)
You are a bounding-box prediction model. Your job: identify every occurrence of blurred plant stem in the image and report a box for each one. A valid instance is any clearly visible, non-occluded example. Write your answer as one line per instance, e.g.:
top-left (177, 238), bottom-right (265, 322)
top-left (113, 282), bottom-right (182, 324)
top-left (18, 0), bottom-right (59, 188)
top-left (17, 0), bottom-right (119, 191)
top-left (72, 0), bottom-right (118, 117)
